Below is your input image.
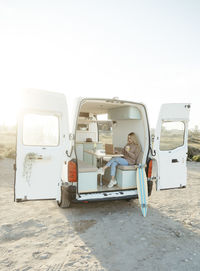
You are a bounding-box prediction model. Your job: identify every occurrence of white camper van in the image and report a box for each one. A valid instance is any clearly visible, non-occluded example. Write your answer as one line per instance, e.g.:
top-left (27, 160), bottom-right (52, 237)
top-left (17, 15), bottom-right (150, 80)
top-left (14, 89), bottom-right (190, 208)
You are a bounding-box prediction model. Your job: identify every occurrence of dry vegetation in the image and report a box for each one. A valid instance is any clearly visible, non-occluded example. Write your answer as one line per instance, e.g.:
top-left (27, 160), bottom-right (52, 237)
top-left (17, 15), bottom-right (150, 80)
top-left (0, 127), bottom-right (16, 159)
top-left (183, 129), bottom-right (200, 160)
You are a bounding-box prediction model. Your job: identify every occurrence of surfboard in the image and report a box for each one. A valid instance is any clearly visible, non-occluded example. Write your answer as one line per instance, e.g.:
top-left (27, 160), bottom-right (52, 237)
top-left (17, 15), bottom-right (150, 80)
top-left (136, 164), bottom-right (148, 217)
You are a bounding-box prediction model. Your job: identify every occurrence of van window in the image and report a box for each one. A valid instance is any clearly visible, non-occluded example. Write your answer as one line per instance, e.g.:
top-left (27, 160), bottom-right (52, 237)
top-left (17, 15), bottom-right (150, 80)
top-left (97, 114), bottom-right (108, 121)
top-left (160, 121), bottom-right (185, 151)
top-left (23, 113), bottom-right (59, 146)
top-left (97, 114), bottom-right (113, 144)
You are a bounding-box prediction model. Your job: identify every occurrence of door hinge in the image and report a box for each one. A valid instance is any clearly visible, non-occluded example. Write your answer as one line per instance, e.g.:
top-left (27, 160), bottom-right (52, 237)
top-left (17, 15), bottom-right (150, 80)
top-left (69, 133), bottom-right (75, 140)
top-left (185, 104), bottom-right (191, 109)
top-left (151, 176), bottom-right (158, 181)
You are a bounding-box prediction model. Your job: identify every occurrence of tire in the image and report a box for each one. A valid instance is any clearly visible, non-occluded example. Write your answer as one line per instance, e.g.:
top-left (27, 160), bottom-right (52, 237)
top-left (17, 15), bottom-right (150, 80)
top-left (148, 180), bottom-right (153, 196)
top-left (16, 199), bottom-right (23, 202)
top-left (57, 185), bottom-right (71, 208)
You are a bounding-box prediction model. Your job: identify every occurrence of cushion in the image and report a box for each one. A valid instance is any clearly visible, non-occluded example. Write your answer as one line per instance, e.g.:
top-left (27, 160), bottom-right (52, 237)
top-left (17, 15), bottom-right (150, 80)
top-left (118, 165), bottom-right (137, 171)
top-left (118, 151), bottom-right (143, 171)
top-left (78, 160), bottom-right (98, 173)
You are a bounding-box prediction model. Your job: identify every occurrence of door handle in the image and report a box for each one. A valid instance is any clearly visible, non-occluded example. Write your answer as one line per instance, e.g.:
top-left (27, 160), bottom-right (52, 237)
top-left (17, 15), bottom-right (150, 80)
top-left (27, 153), bottom-right (43, 160)
top-left (26, 153), bottom-right (51, 160)
top-left (172, 159), bottom-right (178, 163)
top-left (36, 155), bottom-right (43, 160)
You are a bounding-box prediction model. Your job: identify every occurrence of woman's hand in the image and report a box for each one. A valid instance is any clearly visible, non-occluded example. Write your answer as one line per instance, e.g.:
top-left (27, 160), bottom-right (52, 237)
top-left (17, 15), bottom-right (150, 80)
top-left (114, 147), bottom-right (123, 154)
top-left (125, 145), bottom-right (130, 152)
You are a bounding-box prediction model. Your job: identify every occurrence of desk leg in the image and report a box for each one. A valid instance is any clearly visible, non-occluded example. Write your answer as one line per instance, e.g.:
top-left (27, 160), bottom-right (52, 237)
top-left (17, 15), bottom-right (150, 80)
top-left (100, 157), bottom-right (103, 186)
top-left (100, 175), bottom-right (102, 186)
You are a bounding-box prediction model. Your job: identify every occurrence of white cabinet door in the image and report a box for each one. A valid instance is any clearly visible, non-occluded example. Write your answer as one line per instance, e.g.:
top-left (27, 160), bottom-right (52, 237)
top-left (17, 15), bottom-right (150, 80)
top-left (76, 144), bottom-right (83, 160)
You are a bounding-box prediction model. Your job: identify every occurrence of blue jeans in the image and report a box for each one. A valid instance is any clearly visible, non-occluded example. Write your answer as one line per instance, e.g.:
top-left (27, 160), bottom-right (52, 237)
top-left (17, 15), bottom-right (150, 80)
top-left (105, 157), bottom-right (129, 177)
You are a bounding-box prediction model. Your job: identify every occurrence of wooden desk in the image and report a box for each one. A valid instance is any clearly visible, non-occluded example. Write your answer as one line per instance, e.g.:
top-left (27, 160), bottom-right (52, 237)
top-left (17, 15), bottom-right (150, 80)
top-left (84, 150), bottom-right (123, 185)
top-left (84, 149), bottom-right (123, 159)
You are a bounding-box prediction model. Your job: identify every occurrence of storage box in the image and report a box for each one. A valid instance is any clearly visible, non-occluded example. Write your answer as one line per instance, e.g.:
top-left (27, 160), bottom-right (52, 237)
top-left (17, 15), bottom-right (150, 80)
top-left (116, 168), bottom-right (137, 189)
top-left (108, 106), bottom-right (141, 120)
top-left (78, 160), bottom-right (98, 193)
top-left (78, 172), bottom-right (97, 193)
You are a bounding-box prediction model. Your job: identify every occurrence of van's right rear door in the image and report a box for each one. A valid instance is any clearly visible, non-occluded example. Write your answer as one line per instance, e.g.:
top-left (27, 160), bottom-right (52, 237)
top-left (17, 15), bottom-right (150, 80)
top-left (154, 103), bottom-right (190, 190)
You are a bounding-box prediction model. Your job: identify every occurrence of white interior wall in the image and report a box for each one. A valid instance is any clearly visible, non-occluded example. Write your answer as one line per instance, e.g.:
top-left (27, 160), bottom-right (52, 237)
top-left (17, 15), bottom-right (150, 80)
top-left (75, 99), bottom-right (150, 163)
top-left (112, 104), bottom-right (150, 163)
top-left (113, 119), bottom-right (144, 150)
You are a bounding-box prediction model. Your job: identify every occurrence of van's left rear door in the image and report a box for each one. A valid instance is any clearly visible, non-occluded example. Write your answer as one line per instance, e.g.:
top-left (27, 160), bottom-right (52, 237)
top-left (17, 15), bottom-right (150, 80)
top-left (15, 89), bottom-right (69, 201)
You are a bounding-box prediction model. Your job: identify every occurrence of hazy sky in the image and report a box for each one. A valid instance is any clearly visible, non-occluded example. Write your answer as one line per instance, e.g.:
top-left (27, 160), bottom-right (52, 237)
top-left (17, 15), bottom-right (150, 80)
top-left (0, 0), bottom-right (199, 128)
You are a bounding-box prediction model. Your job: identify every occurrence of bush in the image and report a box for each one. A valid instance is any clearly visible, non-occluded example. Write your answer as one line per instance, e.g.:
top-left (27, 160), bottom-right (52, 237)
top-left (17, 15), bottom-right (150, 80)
top-left (5, 148), bottom-right (16, 159)
top-left (0, 146), bottom-right (16, 159)
top-left (187, 146), bottom-right (200, 160)
top-left (192, 155), bottom-right (200, 162)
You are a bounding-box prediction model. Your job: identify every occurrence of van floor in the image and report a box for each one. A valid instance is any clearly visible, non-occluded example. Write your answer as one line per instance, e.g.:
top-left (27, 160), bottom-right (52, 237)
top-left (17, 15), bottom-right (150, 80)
top-left (97, 183), bottom-right (137, 192)
top-left (97, 183), bottom-right (120, 192)
top-left (98, 177), bottom-right (120, 191)
top-left (79, 184), bottom-right (137, 194)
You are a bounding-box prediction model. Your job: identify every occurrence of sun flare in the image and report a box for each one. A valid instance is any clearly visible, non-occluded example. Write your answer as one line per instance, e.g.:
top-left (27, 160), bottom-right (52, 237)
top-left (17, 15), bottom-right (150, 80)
top-left (0, 90), bottom-right (20, 126)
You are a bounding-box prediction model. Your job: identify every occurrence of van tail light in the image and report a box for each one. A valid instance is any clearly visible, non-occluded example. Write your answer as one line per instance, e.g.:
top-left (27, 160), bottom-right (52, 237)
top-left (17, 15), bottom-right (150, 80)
top-left (68, 159), bottom-right (77, 182)
top-left (147, 159), bottom-right (153, 180)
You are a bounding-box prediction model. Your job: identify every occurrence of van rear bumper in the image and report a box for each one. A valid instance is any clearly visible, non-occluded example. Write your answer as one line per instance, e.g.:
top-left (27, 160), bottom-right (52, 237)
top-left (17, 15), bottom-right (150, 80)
top-left (72, 194), bottom-right (138, 203)
top-left (74, 189), bottom-right (138, 203)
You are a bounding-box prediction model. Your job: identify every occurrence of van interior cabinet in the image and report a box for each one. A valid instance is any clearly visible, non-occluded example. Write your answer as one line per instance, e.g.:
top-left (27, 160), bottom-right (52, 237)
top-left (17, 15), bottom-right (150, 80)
top-left (116, 168), bottom-right (137, 189)
top-left (76, 143), bottom-right (84, 161)
top-left (78, 160), bottom-right (98, 193)
top-left (83, 143), bottom-right (94, 164)
top-left (78, 172), bottom-right (98, 192)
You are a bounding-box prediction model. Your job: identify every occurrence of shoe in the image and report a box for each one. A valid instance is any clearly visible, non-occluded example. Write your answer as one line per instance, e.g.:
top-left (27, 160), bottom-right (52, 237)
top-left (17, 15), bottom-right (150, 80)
top-left (97, 167), bottom-right (104, 175)
top-left (108, 179), bottom-right (117, 188)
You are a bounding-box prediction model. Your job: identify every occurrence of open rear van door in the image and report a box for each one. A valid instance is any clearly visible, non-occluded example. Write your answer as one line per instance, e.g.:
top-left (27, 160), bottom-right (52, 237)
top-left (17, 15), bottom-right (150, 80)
top-left (15, 89), bottom-right (69, 201)
top-left (154, 103), bottom-right (190, 190)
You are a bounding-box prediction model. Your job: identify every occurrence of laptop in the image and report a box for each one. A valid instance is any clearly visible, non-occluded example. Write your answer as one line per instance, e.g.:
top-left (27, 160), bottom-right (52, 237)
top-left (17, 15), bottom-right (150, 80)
top-left (105, 144), bottom-right (115, 155)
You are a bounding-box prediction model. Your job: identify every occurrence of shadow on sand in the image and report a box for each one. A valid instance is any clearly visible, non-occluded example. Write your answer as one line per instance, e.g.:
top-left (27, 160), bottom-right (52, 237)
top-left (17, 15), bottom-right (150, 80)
top-left (57, 195), bottom-right (200, 271)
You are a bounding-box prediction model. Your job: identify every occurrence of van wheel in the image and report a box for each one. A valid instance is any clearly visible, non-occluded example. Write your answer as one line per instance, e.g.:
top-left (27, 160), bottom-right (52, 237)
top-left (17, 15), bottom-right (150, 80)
top-left (57, 185), bottom-right (71, 208)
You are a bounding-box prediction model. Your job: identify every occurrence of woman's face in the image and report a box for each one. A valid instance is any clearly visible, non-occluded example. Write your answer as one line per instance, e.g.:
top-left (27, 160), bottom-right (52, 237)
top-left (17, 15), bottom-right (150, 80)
top-left (128, 135), bottom-right (133, 144)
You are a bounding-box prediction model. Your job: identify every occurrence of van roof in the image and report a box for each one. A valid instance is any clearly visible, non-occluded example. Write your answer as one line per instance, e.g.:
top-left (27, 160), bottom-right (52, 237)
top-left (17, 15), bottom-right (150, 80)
top-left (79, 98), bottom-right (145, 115)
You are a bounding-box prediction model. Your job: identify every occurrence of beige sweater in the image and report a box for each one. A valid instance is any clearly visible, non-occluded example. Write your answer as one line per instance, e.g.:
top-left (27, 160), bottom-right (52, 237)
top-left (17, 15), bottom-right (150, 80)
top-left (122, 143), bottom-right (141, 165)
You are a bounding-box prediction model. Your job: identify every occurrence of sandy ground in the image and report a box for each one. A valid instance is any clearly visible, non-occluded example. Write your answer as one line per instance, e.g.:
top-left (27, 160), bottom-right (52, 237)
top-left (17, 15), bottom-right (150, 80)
top-left (0, 159), bottom-right (200, 271)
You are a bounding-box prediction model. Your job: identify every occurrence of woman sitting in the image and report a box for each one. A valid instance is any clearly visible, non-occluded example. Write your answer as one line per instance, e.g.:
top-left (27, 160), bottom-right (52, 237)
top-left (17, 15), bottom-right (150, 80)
top-left (102, 132), bottom-right (141, 188)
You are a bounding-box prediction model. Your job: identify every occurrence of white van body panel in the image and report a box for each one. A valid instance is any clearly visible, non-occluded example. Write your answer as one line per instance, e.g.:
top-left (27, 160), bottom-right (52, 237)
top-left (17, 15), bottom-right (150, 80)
top-left (15, 90), bottom-right (191, 205)
top-left (15, 89), bottom-right (69, 200)
top-left (154, 103), bottom-right (190, 190)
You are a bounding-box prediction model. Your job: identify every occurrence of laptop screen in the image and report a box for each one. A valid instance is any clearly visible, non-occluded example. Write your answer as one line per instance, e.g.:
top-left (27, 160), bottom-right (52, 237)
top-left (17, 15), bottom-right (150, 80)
top-left (105, 144), bottom-right (114, 155)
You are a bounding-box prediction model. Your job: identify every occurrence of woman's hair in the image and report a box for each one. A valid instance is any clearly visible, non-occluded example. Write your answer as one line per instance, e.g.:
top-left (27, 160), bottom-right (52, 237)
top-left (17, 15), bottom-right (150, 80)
top-left (128, 132), bottom-right (140, 145)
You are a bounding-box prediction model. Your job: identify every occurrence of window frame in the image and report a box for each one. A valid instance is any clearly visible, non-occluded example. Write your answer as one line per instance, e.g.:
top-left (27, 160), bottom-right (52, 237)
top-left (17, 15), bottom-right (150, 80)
top-left (159, 120), bottom-right (185, 151)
